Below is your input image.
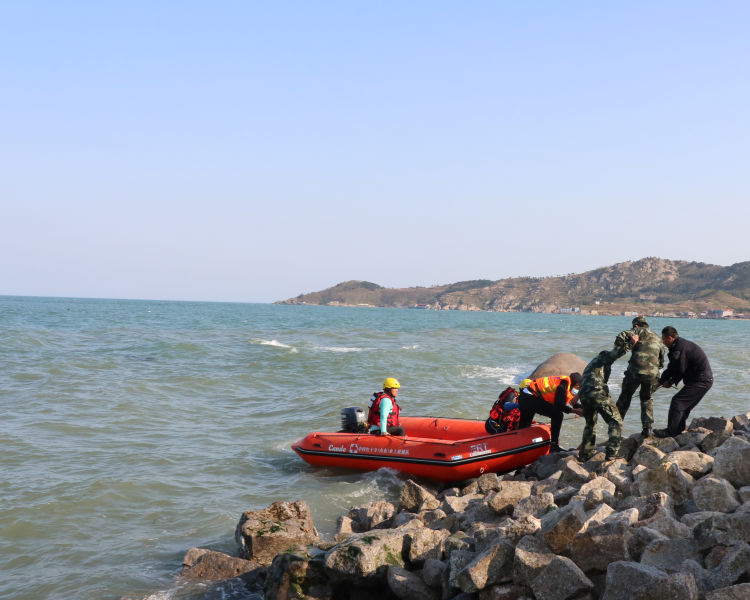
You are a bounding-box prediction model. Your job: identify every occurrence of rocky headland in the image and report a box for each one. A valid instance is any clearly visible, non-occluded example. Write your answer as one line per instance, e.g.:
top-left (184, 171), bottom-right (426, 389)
top-left (276, 258), bottom-right (750, 316)
top-left (178, 411), bottom-right (750, 600)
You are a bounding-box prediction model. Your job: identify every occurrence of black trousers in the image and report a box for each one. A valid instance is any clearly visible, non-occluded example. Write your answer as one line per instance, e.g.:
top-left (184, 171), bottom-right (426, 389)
top-left (667, 380), bottom-right (713, 435)
top-left (518, 393), bottom-right (564, 444)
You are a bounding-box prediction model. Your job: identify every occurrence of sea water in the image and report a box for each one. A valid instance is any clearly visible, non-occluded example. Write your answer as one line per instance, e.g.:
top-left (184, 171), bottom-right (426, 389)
top-left (2, 296), bottom-right (748, 599)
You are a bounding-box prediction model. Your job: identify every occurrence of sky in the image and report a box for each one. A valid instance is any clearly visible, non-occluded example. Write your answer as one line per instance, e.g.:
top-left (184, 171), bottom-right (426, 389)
top-left (1, 1), bottom-right (749, 303)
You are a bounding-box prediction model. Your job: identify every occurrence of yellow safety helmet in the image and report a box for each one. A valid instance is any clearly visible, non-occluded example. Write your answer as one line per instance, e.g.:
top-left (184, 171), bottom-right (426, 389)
top-left (519, 378), bottom-right (532, 391)
top-left (383, 377), bottom-right (401, 390)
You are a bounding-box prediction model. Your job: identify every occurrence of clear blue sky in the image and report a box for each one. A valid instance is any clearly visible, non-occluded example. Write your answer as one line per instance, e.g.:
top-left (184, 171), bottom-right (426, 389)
top-left (2, 1), bottom-right (748, 303)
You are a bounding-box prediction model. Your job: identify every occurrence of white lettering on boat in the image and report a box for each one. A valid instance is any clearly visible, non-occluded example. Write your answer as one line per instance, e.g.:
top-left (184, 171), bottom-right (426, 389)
top-left (451, 455), bottom-right (463, 461)
top-left (328, 444), bottom-right (347, 452)
top-left (469, 442), bottom-right (489, 454)
top-left (339, 445), bottom-right (410, 456)
top-left (469, 449), bottom-right (491, 457)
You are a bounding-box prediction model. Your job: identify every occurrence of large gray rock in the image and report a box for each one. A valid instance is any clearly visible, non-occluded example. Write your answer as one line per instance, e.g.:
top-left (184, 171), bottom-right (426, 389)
top-left (568, 519), bottom-right (631, 573)
top-left (324, 530), bottom-right (407, 585)
top-left (387, 565), bottom-right (440, 600)
top-left (512, 535), bottom-right (555, 586)
top-left (694, 513), bottom-right (750, 550)
top-left (528, 353), bottom-right (587, 379)
top-left (635, 462), bottom-right (694, 505)
top-left (692, 476), bottom-right (741, 513)
top-left (601, 561), bottom-right (699, 600)
top-left (400, 480), bottom-right (441, 513)
top-left (348, 501), bottom-right (396, 532)
top-left (618, 491), bottom-right (674, 521)
top-left (235, 500), bottom-right (319, 565)
top-left (180, 547), bottom-right (265, 588)
top-left (406, 527), bottom-right (450, 566)
top-left (713, 436), bottom-right (750, 487)
top-left (456, 539), bottom-right (515, 592)
top-left (495, 514), bottom-right (542, 543)
top-left (663, 450), bottom-right (714, 478)
top-left (421, 558), bottom-right (447, 588)
top-left (478, 583), bottom-right (533, 600)
top-left (512, 492), bottom-right (556, 519)
top-left (539, 502), bottom-right (586, 554)
top-left (487, 481), bottom-right (532, 515)
top-left (264, 552), bottom-right (330, 600)
top-left (631, 444), bottom-right (666, 469)
top-left (640, 538), bottom-right (701, 572)
top-left (706, 583), bottom-right (750, 599)
top-left (707, 541), bottom-right (750, 590)
top-left (530, 555), bottom-right (593, 600)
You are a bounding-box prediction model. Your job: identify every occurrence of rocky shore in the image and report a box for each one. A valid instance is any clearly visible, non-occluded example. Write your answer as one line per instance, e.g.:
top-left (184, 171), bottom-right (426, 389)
top-left (178, 412), bottom-right (750, 600)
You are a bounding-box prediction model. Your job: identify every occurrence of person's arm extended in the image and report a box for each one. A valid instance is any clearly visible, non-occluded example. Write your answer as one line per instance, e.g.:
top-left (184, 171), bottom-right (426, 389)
top-left (379, 396), bottom-right (393, 434)
top-left (554, 381), bottom-right (571, 412)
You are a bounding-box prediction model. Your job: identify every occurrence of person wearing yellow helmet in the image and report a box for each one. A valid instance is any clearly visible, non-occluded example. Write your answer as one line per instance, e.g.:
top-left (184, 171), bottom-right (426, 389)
top-left (367, 377), bottom-right (405, 436)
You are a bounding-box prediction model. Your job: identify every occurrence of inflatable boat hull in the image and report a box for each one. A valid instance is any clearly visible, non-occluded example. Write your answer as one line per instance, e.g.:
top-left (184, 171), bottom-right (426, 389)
top-left (292, 416), bottom-right (551, 482)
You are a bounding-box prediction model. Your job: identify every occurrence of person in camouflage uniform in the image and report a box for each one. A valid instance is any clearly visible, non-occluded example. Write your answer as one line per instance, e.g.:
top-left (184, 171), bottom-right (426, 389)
top-left (615, 316), bottom-right (665, 438)
top-left (578, 334), bottom-right (637, 461)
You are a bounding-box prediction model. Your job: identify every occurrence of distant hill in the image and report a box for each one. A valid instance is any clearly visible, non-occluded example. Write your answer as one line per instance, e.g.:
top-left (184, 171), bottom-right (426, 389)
top-left (276, 258), bottom-right (750, 316)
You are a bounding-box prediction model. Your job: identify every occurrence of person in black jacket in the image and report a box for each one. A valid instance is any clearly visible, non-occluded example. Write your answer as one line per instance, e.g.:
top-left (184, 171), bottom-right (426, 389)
top-left (654, 326), bottom-right (713, 438)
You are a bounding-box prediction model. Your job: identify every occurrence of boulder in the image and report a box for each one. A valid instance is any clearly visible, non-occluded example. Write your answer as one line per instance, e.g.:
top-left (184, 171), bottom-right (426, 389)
top-left (627, 527), bottom-right (669, 562)
top-left (675, 428), bottom-right (711, 448)
top-left (539, 502), bottom-right (586, 554)
top-left (618, 491), bottom-right (674, 521)
top-left (406, 527), bottom-right (450, 566)
top-left (663, 450), bottom-right (714, 478)
top-left (635, 462), bottom-right (694, 505)
top-left (707, 541), bottom-right (750, 590)
top-left (601, 561), bottom-right (699, 600)
top-left (264, 552), bottom-right (331, 600)
top-left (400, 480), bottom-right (441, 513)
top-left (694, 512), bottom-right (750, 550)
top-left (388, 565), bottom-right (440, 600)
top-left (512, 535), bottom-right (556, 586)
top-left (580, 504), bottom-right (615, 532)
top-left (477, 473), bottom-right (502, 493)
top-left (348, 501), bottom-right (397, 532)
top-left (631, 444), bottom-right (666, 469)
top-left (235, 500), bottom-right (319, 565)
top-left (456, 539), bottom-right (515, 592)
top-left (528, 353), bottom-right (587, 379)
top-left (487, 481), bottom-right (532, 515)
top-left (568, 520), bottom-right (631, 573)
top-left (692, 476), bottom-right (741, 513)
top-left (713, 436), bottom-right (750, 487)
top-left (180, 548), bottom-right (265, 590)
top-left (705, 583), bottom-right (750, 600)
top-left (494, 514), bottom-right (542, 544)
top-left (444, 549), bottom-right (477, 595)
top-left (324, 530), bottom-right (407, 585)
top-left (530, 555), bottom-right (593, 600)
top-left (640, 538), bottom-right (701, 572)
top-left (730, 412), bottom-right (750, 432)
top-left (478, 583), bottom-right (533, 600)
top-left (512, 492), bottom-right (556, 519)
top-left (421, 558), bottom-right (447, 588)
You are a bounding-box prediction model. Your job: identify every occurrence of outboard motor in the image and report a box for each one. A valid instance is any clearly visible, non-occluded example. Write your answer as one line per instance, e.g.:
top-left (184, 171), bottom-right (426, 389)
top-left (341, 407), bottom-right (367, 433)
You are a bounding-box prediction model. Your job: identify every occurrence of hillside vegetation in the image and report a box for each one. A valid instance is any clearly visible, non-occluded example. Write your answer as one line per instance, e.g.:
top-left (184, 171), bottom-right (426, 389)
top-left (277, 258), bottom-right (750, 316)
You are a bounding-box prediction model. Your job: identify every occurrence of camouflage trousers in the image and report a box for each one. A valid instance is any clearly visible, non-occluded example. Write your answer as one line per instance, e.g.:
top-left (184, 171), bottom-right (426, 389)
top-left (578, 391), bottom-right (623, 460)
top-left (616, 373), bottom-right (659, 431)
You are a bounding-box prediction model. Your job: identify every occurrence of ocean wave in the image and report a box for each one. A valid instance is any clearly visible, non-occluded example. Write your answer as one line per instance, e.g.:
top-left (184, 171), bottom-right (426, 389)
top-left (315, 346), bottom-right (366, 353)
top-left (401, 344), bottom-right (420, 350)
top-left (461, 365), bottom-right (526, 385)
top-left (249, 338), bottom-right (295, 350)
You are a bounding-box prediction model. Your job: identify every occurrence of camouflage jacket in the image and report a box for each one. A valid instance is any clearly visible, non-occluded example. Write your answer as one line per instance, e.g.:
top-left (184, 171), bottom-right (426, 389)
top-left (579, 347), bottom-right (627, 399)
top-left (615, 326), bottom-right (664, 378)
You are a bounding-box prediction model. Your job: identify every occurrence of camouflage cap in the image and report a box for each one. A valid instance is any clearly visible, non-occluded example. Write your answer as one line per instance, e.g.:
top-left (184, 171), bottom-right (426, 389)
top-left (632, 316), bottom-right (649, 327)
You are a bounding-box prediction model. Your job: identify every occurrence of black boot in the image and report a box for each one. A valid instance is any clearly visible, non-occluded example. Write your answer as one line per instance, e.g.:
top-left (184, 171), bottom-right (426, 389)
top-left (641, 428), bottom-right (653, 438)
top-left (653, 428), bottom-right (672, 438)
top-left (549, 442), bottom-right (563, 453)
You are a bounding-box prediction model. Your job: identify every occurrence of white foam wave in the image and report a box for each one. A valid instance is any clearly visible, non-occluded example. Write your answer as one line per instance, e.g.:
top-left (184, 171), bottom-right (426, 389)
top-left (250, 338), bottom-right (294, 349)
top-left (401, 344), bottom-right (420, 350)
top-left (461, 365), bottom-right (526, 385)
top-left (315, 346), bottom-right (366, 353)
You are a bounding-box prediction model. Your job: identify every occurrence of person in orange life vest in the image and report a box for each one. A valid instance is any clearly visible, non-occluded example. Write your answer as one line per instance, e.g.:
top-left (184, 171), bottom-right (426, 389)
top-left (367, 377), bottom-right (406, 436)
top-left (517, 372), bottom-right (583, 452)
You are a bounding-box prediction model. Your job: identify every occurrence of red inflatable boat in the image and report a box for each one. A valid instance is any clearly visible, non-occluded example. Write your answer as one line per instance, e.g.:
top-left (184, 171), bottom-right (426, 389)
top-left (292, 415), bottom-right (551, 483)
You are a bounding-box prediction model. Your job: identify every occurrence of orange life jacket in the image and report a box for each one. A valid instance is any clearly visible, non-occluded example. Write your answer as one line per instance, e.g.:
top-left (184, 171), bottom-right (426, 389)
top-left (528, 375), bottom-right (577, 406)
top-left (367, 391), bottom-right (400, 428)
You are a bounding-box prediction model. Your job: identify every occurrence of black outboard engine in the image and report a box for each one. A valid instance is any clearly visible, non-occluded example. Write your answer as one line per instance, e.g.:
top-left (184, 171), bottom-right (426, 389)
top-left (341, 407), bottom-right (367, 433)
